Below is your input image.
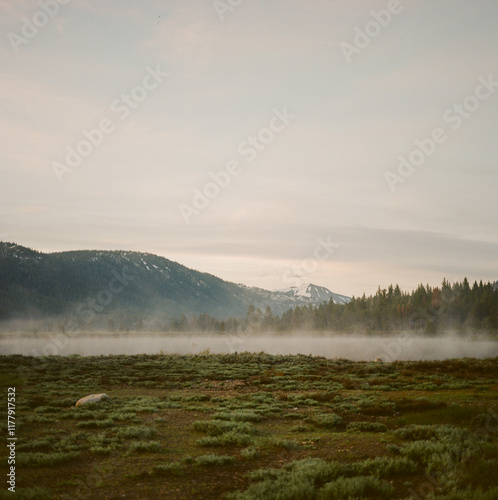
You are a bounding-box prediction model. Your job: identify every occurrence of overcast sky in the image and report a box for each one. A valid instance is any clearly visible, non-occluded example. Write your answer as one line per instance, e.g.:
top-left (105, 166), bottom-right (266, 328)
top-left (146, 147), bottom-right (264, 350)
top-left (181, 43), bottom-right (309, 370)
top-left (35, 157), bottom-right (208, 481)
top-left (1, 0), bottom-right (497, 297)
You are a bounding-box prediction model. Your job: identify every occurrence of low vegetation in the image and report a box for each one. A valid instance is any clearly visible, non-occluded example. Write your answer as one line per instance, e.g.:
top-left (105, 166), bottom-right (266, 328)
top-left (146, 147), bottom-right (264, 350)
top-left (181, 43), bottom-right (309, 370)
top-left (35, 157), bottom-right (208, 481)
top-left (0, 353), bottom-right (497, 498)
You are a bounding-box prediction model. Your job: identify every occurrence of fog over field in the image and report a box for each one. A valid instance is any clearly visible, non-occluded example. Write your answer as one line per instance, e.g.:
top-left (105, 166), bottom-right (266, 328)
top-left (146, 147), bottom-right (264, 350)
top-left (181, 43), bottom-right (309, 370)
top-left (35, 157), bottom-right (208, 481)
top-left (1, 333), bottom-right (497, 361)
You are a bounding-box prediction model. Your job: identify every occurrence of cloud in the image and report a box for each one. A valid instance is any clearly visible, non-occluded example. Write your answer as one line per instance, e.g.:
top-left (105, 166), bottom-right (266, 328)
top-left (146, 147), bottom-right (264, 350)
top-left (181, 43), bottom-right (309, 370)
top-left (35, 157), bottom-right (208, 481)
top-left (2, 0), bottom-right (497, 297)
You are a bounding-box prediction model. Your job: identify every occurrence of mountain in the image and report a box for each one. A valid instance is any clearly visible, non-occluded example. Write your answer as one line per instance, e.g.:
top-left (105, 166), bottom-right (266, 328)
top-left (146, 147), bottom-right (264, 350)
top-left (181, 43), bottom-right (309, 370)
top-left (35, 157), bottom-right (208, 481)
top-left (0, 242), bottom-right (349, 322)
top-left (278, 283), bottom-right (351, 305)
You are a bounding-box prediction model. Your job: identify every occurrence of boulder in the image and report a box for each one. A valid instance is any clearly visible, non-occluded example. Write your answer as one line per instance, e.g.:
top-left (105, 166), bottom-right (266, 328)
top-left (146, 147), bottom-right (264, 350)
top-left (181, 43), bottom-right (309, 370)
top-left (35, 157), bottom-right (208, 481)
top-left (75, 393), bottom-right (111, 406)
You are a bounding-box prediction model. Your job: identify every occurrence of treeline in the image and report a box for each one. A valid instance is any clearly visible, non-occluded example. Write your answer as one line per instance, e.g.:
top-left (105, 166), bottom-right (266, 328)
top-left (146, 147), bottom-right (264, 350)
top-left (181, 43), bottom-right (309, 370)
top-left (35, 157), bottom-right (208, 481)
top-left (169, 278), bottom-right (498, 335)
top-left (3, 278), bottom-right (497, 336)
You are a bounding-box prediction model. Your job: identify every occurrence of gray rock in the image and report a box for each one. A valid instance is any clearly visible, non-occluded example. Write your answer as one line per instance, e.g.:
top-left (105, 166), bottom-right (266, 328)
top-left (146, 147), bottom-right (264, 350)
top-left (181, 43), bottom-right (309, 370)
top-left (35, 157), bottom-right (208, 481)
top-left (75, 393), bottom-right (111, 406)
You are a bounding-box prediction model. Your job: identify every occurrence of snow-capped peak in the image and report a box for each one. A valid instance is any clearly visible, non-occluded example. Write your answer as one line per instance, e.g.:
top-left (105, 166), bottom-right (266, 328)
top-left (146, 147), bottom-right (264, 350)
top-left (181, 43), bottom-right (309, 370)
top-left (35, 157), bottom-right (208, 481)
top-left (280, 283), bottom-right (315, 298)
top-left (277, 283), bottom-right (351, 305)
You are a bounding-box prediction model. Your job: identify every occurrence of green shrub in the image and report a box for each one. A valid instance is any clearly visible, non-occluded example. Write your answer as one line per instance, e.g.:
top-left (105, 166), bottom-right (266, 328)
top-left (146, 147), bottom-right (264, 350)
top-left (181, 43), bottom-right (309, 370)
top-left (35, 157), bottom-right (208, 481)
top-left (395, 424), bottom-right (485, 493)
top-left (290, 423), bottom-right (313, 433)
top-left (151, 461), bottom-right (184, 476)
top-left (193, 418), bottom-right (258, 446)
top-left (24, 415), bottom-right (56, 423)
top-left (194, 454), bottom-right (235, 466)
top-left (246, 467), bottom-right (281, 482)
top-left (399, 439), bottom-right (448, 463)
top-left (197, 430), bottom-right (254, 447)
top-left (283, 413), bottom-right (304, 420)
top-left (213, 410), bottom-right (263, 422)
top-left (229, 477), bottom-right (316, 499)
top-left (127, 440), bottom-right (162, 453)
top-left (426, 487), bottom-right (498, 500)
top-left (356, 396), bottom-right (396, 416)
top-left (229, 458), bottom-right (333, 499)
top-left (119, 396), bottom-right (172, 413)
top-left (347, 421), bottom-right (388, 433)
top-left (241, 446), bottom-right (260, 459)
top-left (17, 451), bottom-right (80, 467)
top-left (67, 409), bottom-right (102, 420)
top-left (89, 445), bottom-right (116, 454)
top-left (161, 401), bottom-right (182, 408)
top-left (17, 437), bottom-right (55, 451)
top-left (393, 424), bottom-right (440, 441)
top-left (233, 456), bottom-right (415, 499)
top-left (53, 432), bottom-right (88, 453)
top-left (318, 475), bottom-right (394, 499)
top-left (87, 433), bottom-right (119, 454)
top-left (193, 420), bottom-right (256, 436)
top-left (0, 487), bottom-right (52, 499)
top-left (350, 456), bottom-right (418, 477)
top-left (108, 411), bottom-right (140, 421)
top-left (185, 394), bottom-right (210, 402)
top-left (310, 413), bottom-right (343, 429)
top-left (117, 425), bottom-right (157, 439)
top-left (76, 418), bottom-right (114, 429)
top-left (34, 406), bottom-right (58, 414)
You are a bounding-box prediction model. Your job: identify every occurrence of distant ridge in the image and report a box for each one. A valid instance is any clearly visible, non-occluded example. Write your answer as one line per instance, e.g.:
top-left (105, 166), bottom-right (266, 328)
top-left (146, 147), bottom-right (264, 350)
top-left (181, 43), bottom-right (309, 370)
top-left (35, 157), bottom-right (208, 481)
top-left (0, 242), bottom-right (350, 321)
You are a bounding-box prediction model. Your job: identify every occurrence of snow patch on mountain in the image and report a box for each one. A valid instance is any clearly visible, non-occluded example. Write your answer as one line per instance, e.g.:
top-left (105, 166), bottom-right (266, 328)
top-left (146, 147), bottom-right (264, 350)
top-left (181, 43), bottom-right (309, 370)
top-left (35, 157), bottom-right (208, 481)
top-left (278, 283), bottom-right (351, 305)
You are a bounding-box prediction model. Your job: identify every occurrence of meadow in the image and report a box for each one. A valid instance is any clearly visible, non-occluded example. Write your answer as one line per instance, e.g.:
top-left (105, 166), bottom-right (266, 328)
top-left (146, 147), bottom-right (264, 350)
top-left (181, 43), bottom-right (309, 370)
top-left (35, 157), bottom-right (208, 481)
top-left (1, 352), bottom-right (497, 499)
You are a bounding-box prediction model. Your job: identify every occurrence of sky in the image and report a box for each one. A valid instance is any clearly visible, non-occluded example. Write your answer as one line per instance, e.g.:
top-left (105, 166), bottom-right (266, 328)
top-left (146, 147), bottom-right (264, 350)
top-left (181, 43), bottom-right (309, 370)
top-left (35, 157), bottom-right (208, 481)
top-left (1, 0), bottom-right (497, 298)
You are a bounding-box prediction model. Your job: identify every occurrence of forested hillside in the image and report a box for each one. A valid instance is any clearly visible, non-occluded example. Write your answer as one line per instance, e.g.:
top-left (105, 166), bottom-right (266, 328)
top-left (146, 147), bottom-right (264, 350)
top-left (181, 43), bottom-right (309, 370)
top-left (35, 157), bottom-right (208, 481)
top-left (0, 242), bottom-right (343, 327)
top-left (276, 279), bottom-right (498, 334)
top-left (166, 279), bottom-right (498, 335)
top-left (1, 243), bottom-right (496, 335)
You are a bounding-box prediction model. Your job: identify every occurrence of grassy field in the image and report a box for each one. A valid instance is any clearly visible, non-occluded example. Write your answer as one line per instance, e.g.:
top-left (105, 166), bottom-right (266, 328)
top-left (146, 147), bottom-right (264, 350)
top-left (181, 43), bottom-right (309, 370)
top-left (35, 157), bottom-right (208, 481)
top-left (1, 352), bottom-right (497, 499)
